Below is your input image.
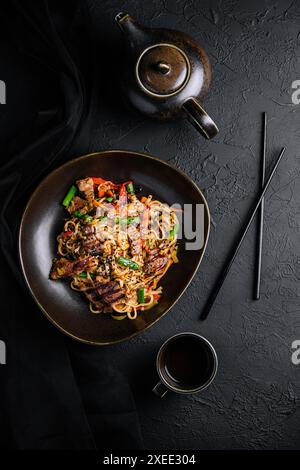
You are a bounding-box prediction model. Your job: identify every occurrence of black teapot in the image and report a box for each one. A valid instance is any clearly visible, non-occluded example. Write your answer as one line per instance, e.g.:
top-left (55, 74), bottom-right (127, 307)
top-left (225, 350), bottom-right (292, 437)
top-left (115, 12), bottom-right (219, 139)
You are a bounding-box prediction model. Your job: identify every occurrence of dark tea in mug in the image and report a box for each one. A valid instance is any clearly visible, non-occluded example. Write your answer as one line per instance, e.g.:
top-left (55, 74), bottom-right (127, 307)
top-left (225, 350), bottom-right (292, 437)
top-left (154, 332), bottom-right (217, 396)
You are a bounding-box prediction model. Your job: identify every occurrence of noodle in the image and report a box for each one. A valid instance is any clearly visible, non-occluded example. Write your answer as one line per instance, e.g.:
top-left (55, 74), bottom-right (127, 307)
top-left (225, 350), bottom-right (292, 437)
top-left (50, 176), bottom-right (179, 320)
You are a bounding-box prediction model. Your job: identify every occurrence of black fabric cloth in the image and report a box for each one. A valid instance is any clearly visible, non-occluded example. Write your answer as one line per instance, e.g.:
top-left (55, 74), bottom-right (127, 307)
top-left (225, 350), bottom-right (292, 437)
top-left (0, 0), bottom-right (143, 450)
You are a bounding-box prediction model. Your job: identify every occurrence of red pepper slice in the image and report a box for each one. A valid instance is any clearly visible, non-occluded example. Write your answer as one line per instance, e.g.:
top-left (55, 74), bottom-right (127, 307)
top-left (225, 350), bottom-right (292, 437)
top-left (118, 183), bottom-right (128, 205)
top-left (118, 181), bottom-right (132, 195)
top-left (63, 230), bottom-right (73, 237)
top-left (118, 180), bottom-right (132, 204)
top-left (119, 184), bottom-right (126, 196)
top-left (91, 177), bottom-right (107, 185)
top-left (97, 180), bottom-right (118, 198)
top-left (98, 187), bottom-right (106, 198)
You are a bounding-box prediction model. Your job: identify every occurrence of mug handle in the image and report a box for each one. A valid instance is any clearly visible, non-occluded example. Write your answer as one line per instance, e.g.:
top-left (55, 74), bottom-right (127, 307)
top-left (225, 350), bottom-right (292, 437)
top-left (152, 380), bottom-right (168, 398)
top-left (182, 97), bottom-right (219, 139)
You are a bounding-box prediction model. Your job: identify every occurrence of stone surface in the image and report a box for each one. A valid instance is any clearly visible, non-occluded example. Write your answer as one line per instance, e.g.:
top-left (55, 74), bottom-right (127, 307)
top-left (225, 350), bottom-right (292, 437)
top-left (82, 0), bottom-right (300, 450)
top-left (3, 0), bottom-right (299, 450)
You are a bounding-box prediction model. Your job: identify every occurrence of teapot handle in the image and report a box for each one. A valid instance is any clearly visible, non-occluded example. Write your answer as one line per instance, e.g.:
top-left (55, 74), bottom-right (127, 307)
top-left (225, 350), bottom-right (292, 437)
top-left (182, 98), bottom-right (219, 139)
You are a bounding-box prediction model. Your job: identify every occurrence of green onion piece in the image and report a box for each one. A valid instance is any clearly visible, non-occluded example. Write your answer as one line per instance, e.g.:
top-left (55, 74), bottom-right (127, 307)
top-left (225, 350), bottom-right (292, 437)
top-left (83, 215), bottom-right (93, 223)
top-left (72, 211), bottom-right (93, 223)
top-left (79, 272), bottom-right (96, 279)
top-left (105, 196), bottom-right (114, 202)
top-left (116, 216), bottom-right (140, 225)
top-left (126, 182), bottom-right (134, 194)
top-left (137, 288), bottom-right (145, 304)
top-left (116, 257), bottom-right (141, 270)
top-left (98, 215), bottom-right (107, 221)
top-left (169, 223), bottom-right (180, 239)
top-left (72, 210), bottom-right (84, 218)
top-left (128, 216), bottom-right (140, 224)
top-left (111, 314), bottom-right (127, 320)
top-left (62, 185), bottom-right (77, 208)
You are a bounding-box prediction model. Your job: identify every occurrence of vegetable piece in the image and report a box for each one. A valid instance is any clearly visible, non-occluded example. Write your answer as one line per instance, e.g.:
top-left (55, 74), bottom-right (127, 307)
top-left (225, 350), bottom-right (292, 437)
top-left (72, 211), bottom-right (93, 223)
top-left (118, 180), bottom-right (132, 200)
top-left (143, 300), bottom-right (158, 311)
top-left (171, 250), bottom-right (179, 263)
top-left (137, 288), bottom-right (145, 304)
top-left (98, 215), bottom-right (107, 222)
top-left (126, 182), bottom-right (134, 194)
top-left (98, 188), bottom-right (105, 198)
top-left (79, 272), bottom-right (96, 279)
top-left (116, 257), bottom-right (141, 270)
top-left (169, 223), bottom-right (180, 239)
top-left (63, 230), bottom-right (73, 237)
top-left (116, 216), bottom-right (140, 225)
top-left (72, 210), bottom-right (84, 218)
top-left (97, 181), bottom-right (118, 197)
top-left (62, 185), bottom-right (77, 208)
top-left (92, 177), bottom-right (107, 185)
top-left (105, 196), bottom-right (114, 202)
top-left (111, 314), bottom-right (127, 320)
top-left (119, 183), bottom-right (127, 197)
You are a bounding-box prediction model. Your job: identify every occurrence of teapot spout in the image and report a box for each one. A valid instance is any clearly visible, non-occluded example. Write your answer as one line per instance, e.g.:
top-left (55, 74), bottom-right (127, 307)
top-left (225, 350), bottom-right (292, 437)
top-left (115, 12), bottom-right (149, 51)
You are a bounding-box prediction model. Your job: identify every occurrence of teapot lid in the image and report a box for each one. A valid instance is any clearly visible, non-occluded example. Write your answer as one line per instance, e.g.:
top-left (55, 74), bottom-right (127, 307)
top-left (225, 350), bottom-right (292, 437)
top-left (136, 43), bottom-right (190, 97)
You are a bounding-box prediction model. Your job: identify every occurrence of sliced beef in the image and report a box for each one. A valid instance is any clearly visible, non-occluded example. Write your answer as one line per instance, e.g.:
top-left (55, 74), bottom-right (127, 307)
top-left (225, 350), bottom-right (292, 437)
top-left (145, 252), bottom-right (168, 274)
top-left (96, 282), bottom-right (116, 295)
top-left (84, 280), bottom-right (125, 305)
top-left (127, 225), bottom-right (142, 255)
top-left (84, 280), bottom-right (107, 291)
top-left (67, 196), bottom-right (88, 214)
top-left (84, 290), bottom-right (104, 310)
top-left (96, 281), bottom-right (125, 305)
top-left (103, 290), bottom-right (125, 304)
top-left (73, 257), bottom-right (98, 273)
top-left (50, 258), bottom-right (73, 279)
top-left (72, 276), bottom-right (100, 291)
top-left (50, 256), bottom-right (97, 279)
top-left (77, 177), bottom-right (94, 202)
top-left (81, 236), bottom-right (104, 256)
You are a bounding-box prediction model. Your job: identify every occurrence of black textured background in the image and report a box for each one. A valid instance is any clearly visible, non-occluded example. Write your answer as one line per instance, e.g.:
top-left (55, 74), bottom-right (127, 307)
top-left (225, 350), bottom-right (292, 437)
top-left (2, 0), bottom-right (300, 450)
top-left (89, 0), bottom-right (300, 450)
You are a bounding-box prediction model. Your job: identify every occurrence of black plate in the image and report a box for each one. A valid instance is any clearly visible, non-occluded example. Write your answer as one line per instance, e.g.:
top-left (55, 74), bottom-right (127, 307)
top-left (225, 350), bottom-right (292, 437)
top-left (19, 150), bottom-right (210, 345)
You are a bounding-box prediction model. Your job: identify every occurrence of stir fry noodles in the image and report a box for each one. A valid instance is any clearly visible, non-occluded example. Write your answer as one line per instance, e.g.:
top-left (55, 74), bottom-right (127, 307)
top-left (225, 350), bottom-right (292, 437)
top-left (50, 177), bottom-right (179, 320)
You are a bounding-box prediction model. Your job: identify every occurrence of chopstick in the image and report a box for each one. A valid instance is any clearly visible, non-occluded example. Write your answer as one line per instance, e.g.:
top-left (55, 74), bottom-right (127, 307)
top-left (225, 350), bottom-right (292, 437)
top-left (200, 147), bottom-right (286, 321)
top-left (254, 112), bottom-right (267, 300)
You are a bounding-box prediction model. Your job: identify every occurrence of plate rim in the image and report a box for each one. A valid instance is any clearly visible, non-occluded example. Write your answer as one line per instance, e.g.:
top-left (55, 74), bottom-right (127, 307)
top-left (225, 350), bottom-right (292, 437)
top-left (18, 149), bottom-right (211, 345)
